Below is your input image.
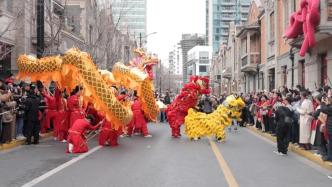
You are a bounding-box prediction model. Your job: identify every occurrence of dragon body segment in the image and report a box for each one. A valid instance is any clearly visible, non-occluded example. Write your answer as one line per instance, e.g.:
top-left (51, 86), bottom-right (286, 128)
top-left (17, 48), bottom-right (159, 129)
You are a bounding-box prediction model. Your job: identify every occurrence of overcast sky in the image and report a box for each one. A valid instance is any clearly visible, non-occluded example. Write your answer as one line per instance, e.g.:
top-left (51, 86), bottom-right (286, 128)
top-left (146, 0), bottom-right (205, 65)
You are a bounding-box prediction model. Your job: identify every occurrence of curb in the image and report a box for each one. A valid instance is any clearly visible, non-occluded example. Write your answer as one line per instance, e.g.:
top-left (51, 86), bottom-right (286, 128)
top-left (247, 126), bottom-right (332, 171)
top-left (0, 132), bottom-right (53, 152)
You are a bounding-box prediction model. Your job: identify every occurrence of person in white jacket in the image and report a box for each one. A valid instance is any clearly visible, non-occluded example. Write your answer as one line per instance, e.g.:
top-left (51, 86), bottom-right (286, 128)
top-left (297, 91), bottom-right (314, 150)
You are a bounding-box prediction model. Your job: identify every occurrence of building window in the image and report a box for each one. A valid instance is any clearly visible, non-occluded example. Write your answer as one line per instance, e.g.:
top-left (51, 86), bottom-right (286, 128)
top-left (216, 28), bottom-right (220, 33)
top-left (282, 65), bottom-right (287, 86)
top-left (292, 0), bottom-right (297, 11)
top-left (321, 54), bottom-right (328, 87)
top-left (241, 39), bottom-right (247, 56)
top-left (215, 36), bottom-right (219, 41)
top-left (199, 65), bottom-right (207, 73)
top-left (283, 0), bottom-right (290, 31)
top-left (269, 12), bottom-right (275, 42)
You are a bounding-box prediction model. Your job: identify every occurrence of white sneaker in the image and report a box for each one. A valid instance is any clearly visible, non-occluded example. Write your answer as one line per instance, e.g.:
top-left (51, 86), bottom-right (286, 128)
top-left (144, 134), bottom-right (152, 138)
top-left (62, 140), bottom-right (67, 143)
top-left (273, 151), bottom-right (280, 155)
top-left (54, 137), bottom-right (58, 141)
top-left (314, 153), bottom-right (322, 157)
top-left (193, 137), bottom-right (199, 141)
top-left (17, 136), bottom-right (26, 140)
top-left (328, 175), bottom-right (332, 179)
top-left (134, 132), bottom-right (141, 136)
top-left (119, 135), bottom-right (125, 138)
top-left (273, 151), bottom-right (285, 156)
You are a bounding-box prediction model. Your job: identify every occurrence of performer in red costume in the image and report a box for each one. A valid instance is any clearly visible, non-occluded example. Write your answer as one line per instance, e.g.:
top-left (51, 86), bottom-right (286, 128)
top-left (67, 86), bottom-right (85, 128)
top-left (66, 115), bottom-right (100, 153)
top-left (127, 91), bottom-right (152, 138)
top-left (116, 89), bottom-right (129, 136)
top-left (86, 103), bottom-right (102, 124)
top-left (98, 119), bottom-right (120, 147)
top-left (166, 76), bottom-right (210, 138)
top-left (41, 88), bottom-right (58, 135)
top-left (55, 89), bottom-right (69, 142)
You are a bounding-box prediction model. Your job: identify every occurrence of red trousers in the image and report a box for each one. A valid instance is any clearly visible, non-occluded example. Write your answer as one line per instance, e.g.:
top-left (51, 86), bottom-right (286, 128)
top-left (56, 111), bottom-right (69, 141)
top-left (169, 118), bottom-right (182, 137)
top-left (99, 128), bottom-right (119, 147)
top-left (66, 133), bottom-right (88, 153)
top-left (127, 120), bottom-right (149, 136)
top-left (41, 110), bottom-right (57, 134)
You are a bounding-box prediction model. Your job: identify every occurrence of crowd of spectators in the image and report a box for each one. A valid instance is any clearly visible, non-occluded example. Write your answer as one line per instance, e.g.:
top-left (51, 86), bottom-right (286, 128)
top-left (238, 85), bottom-right (332, 163)
top-left (0, 73), bottom-right (62, 145)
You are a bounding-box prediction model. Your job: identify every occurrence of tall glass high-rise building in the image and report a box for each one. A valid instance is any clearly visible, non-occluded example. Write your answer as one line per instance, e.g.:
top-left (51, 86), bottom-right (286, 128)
top-left (206, 0), bottom-right (250, 54)
top-left (106, 0), bottom-right (147, 40)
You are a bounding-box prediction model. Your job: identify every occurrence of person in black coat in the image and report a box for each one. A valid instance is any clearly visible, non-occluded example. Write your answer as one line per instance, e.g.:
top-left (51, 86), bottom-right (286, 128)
top-left (274, 97), bottom-right (294, 155)
top-left (320, 96), bottom-right (332, 162)
top-left (23, 89), bottom-right (41, 145)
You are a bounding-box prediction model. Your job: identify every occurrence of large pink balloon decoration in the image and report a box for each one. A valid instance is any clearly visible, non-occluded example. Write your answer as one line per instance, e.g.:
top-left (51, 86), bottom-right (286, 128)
top-left (285, 0), bottom-right (320, 57)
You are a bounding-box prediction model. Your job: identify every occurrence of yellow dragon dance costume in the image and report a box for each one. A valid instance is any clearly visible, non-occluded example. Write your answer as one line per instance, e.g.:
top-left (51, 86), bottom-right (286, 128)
top-left (184, 95), bottom-right (245, 142)
top-left (16, 48), bottom-right (159, 130)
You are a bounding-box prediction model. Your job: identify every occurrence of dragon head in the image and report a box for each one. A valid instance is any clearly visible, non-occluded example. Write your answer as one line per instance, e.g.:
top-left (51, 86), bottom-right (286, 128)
top-left (189, 76), bottom-right (210, 95)
top-left (222, 95), bottom-right (245, 121)
top-left (129, 48), bottom-right (159, 79)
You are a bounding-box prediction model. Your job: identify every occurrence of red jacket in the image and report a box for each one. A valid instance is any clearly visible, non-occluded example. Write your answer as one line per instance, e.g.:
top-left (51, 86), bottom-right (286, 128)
top-left (69, 119), bottom-right (99, 134)
top-left (43, 92), bottom-right (57, 110)
top-left (67, 95), bottom-right (80, 112)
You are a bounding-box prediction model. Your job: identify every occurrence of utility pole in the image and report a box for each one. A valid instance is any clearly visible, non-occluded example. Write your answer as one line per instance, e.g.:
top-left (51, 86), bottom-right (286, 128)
top-left (159, 60), bottom-right (162, 96)
top-left (139, 33), bottom-right (142, 48)
top-left (37, 0), bottom-right (45, 58)
top-left (290, 47), bottom-right (294, 88)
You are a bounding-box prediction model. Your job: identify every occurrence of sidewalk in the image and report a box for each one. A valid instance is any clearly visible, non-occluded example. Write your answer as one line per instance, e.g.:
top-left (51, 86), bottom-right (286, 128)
top-left (0, 132), bottom-right (53, 152)
top-left (247, 126), bottom-right (332, 171)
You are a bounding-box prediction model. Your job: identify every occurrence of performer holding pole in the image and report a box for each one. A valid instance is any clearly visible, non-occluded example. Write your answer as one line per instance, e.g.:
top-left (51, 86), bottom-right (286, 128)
top-left (67, 86), bottom-right (85, 128)
top-left (41, 87), bottom-right (57, 136)
top-left (98, 118), bottom-right (120, 147)
top-left (55, 88), bottom-right (69, 142)
top-left (66, 114), bottom-right (101, 154)
top-left (127, 91), bottom-right (152, 138)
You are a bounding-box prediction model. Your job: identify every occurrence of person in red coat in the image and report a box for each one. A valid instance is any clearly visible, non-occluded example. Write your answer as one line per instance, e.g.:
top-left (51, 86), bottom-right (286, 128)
top-left (127, 92), bottom-right (152, 138)
top-left (41, 88), bottom-right (58, 135)
top-left (67, 115), bottom-right (100, 153)
top-left (117, 91), bottom-right (129, 136)
top-left (67, 87), bottom-right (84, 128)
top-left (98, 119), bottom-right (120, 147)
top-left (55, 90), bottom-right (69, 142)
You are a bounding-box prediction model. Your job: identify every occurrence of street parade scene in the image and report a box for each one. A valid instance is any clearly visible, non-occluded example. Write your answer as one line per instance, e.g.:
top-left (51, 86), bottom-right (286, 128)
top-left (1, 0), bottom-right (332, 187)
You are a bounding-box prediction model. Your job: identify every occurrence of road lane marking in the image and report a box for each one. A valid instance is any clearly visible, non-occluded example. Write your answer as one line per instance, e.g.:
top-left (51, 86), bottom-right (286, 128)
top-left (21, 145), bottom-right (102, 187)
top-left (209, 138), bottom-right (239, 187)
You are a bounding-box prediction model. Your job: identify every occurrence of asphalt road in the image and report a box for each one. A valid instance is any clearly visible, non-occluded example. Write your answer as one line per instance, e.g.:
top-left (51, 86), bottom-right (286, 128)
top-left (0, 123), bottom-right (331, 187)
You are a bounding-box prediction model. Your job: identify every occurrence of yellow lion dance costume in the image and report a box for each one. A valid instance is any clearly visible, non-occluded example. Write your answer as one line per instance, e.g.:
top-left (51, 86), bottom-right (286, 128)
top-left (184, 95), bottom-right (245, 142)
top-left (16, 48), bottom-right (159, 130)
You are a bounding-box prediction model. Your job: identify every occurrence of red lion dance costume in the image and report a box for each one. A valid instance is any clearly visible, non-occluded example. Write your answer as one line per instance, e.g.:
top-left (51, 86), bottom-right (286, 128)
top-left (166, 76), bottom-right (210, 138)
top-left (284, 0), bottom-right (320, 56)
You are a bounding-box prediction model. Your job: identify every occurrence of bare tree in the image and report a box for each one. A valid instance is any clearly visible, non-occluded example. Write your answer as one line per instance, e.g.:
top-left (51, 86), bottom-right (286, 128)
top-left (0, 1), bottom-right (26, 61)
top-left (85, 0), bottom-right (137, 69)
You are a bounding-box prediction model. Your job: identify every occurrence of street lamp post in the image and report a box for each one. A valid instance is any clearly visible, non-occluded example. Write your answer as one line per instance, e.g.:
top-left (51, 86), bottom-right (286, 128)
top-left (289, 47), bottom-right (295, 88)
top-left (139, 32), bottom-right (157, 48)
top-left (159, 60), bottom-right (162, 96)
top-left (36, 0), bottom-right (45, 58)
top-left (257, 64), bottom-right (259, 91)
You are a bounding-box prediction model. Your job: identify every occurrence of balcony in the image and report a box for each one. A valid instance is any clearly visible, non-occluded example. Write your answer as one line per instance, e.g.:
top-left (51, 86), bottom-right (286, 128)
top-left (241, 52), bottom-right (260, 73)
